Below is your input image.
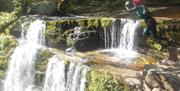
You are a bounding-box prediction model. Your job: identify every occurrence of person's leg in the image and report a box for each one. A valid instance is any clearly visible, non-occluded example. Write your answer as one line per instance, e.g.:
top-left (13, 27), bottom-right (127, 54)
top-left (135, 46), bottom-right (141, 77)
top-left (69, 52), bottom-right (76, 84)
top-left (144, 15), bottom-right (159, 40)
top-left (149, 27), bottom-right (158, 39)
top-left (143, 27), bottom-right (150, 36)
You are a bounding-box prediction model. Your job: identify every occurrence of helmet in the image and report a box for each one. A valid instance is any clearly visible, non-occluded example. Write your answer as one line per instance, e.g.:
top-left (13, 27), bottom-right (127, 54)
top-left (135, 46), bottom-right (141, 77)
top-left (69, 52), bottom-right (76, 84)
top-left (133, 0), bottom-right (142, 6)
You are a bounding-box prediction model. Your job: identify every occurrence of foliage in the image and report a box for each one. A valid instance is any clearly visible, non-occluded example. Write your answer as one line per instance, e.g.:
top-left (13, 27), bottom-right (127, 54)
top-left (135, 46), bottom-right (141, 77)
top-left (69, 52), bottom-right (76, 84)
top-left (0, 0), bottom-right (14, 12)
top-left (61, 0), bottom-right (126, 15)
top-left (87, 69), bottom-right (130, 91)
top-left (0, 12), bottom-right (17, 30)
top-left (0, 34), bottom-right (17, 79)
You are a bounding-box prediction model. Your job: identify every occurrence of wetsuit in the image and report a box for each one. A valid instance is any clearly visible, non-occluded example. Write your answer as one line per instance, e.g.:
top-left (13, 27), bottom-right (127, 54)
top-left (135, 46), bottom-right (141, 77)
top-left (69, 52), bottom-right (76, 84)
top-left (126, 4), bottom-right (158, 40)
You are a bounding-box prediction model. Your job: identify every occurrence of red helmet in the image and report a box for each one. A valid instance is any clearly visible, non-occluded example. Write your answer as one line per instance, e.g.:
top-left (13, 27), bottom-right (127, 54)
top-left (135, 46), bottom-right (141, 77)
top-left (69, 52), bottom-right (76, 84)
top-left (133, 0), bottom-right (142, 6)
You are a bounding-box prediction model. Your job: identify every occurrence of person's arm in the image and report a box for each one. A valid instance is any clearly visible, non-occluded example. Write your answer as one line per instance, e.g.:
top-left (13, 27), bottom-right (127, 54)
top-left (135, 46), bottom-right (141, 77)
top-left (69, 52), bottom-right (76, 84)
top-left (125, 1), bottom-right (136, 12)
top-left (126, 6), bottom-right (136, 12)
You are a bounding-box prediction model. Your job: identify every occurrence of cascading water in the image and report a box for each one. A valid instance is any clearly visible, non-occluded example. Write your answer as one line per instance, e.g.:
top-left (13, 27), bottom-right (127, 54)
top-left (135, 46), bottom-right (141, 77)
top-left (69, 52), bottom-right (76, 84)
top-left (104, 19), bottom-right (121, 48)
top-left (43, 55), bottom-right (88, 91)
top-left (66, 61), bottom-right (88, 91)
top-left (119, 19), bottom-right (139, 50)
top-left (104, 19), bottom-right (139, 49)
top-left (3, 17), bottom-right (138, 91)
top-left (43, 56), bottom-right (66, 91)
top-left (3, 19), bottom-right (46, 91)
top-left (103, 18), bottom-right (139, 58)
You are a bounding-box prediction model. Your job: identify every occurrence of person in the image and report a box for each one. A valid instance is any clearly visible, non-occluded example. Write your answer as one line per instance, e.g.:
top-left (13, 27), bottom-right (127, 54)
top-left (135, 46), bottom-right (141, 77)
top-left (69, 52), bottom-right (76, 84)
top-left (125, 0), bottom-right (158, 40)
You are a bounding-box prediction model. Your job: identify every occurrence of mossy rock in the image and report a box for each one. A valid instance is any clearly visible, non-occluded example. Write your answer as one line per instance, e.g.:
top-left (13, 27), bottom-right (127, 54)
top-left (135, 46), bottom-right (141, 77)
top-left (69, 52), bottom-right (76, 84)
top-left (87, 69), bottom-right (130, 91)
top-left (34, 48), bottom-right (53, 85)
top-left (45, 17), bottom-right (112, 32)
top-left (45, 17), bottom-right (112, 50)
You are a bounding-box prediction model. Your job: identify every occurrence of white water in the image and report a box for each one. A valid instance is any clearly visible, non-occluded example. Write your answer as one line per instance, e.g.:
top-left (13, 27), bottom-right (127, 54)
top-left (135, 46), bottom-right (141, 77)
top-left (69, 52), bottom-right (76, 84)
top-left (119, 19), bottom-right (139, 50)
top-left (66, 62), bottom-right (87, 91)
top-left (43, 56), bottom-right (66, 91)
top-left (4, 20), bottom-right (46, 91)
top-left (103, 19), bottom-right (139, 58)
top-left (43, 56), bottom-right (88, 91)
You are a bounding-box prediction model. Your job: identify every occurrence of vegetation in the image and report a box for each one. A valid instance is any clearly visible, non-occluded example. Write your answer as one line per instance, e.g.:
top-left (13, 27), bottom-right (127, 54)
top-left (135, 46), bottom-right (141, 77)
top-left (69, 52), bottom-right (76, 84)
top-left (87, 69), bottom-right (130, 91)
top-left (0, 34), bottom-right (17, 79)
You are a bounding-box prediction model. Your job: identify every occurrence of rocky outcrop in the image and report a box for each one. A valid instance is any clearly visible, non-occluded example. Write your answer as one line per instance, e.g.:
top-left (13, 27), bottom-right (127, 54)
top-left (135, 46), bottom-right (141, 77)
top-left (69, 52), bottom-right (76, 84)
top-left (141, 60), bottom-right (180, 91)
top-left (45, 17), bottom-right (112, 51)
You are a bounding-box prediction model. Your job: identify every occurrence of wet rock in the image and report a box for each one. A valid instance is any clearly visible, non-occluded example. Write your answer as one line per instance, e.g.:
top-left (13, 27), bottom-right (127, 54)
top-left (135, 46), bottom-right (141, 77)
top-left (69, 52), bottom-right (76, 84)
top-left (141, 61), bottom-right (180, 91)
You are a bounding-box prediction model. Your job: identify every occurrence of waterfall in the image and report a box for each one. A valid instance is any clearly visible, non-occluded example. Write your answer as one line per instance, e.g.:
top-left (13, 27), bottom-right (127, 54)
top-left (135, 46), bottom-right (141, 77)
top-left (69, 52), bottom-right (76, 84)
top-left (119, 19), bottom-right (139, 50)
top-left (43, 56), bottom-right (66, 91)
top-left (66, 62), bottom-right (88, 91)
top-left (4, 20), bottom-right (46, 91)
top-left (102, 19), bottom-right (139, 59)
top-left (43, 56), bottom-right (88, 91)
top-left (104, 19), bottom-right (121, 48)
top-left (104, 18), bottom-right (139, 50)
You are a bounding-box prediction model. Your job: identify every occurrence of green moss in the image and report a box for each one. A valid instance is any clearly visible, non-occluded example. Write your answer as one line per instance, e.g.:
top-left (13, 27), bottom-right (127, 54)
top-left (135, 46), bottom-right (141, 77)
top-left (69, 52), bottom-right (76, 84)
top-left (34, 49), bottom-right (53, 85)
top-left (146, 38), bottom-right (162, 51)
top-left (46, 18), bottom-right (112, 32)
top-left (100, 18), bottom-right (112, 27)
top-left (78, 19), bottom-right (88, 27)
top-left (36, 49), bottom-right (53, 72)
top-left (87, 69), bottom-right (130, 91)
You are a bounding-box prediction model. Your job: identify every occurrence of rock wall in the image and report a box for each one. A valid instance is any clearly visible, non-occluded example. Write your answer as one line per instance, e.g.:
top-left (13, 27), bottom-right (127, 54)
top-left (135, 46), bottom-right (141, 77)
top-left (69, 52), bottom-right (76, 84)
top-left (45, 17), bottom-right (112, 51)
